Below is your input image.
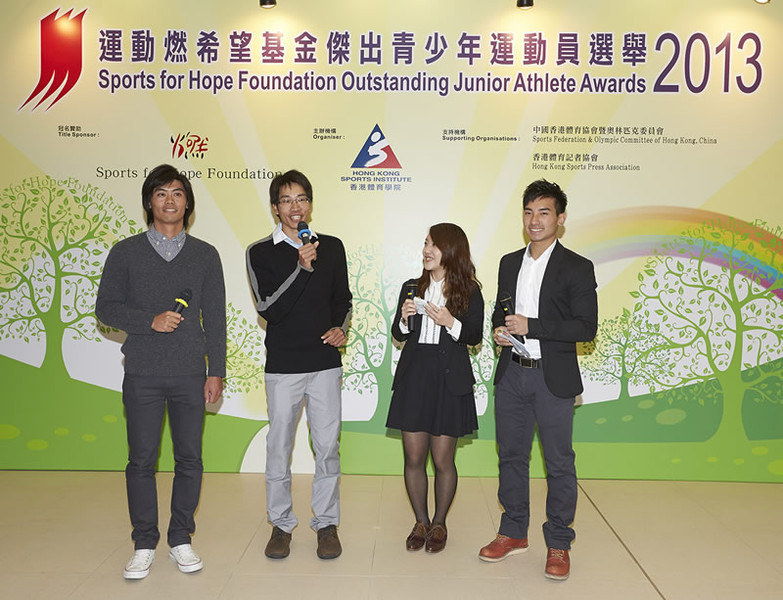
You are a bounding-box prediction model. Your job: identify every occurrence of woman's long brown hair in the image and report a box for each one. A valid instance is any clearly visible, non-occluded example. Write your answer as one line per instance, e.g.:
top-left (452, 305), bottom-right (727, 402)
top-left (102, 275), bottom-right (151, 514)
top-left (416, 223), bottom-right (481, 316)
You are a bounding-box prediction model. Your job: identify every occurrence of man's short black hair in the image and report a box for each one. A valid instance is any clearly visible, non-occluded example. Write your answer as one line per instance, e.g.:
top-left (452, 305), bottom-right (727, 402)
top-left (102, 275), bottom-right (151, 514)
top-left (269, 170), bottom-right (313, 205)
top-left (522, 179), bottom-right (568, 214)
top-left (141, 164), bottom-right (195, 227)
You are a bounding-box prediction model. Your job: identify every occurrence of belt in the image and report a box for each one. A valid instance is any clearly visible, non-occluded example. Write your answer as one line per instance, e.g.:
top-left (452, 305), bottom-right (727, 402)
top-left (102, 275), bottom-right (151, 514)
top-left (511, 353), bottom-right (541, 368)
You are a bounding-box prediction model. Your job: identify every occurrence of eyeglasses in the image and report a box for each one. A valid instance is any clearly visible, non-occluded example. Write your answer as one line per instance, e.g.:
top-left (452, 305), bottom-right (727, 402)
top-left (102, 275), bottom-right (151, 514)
top-left (278, 195), bottom-right (311, 206)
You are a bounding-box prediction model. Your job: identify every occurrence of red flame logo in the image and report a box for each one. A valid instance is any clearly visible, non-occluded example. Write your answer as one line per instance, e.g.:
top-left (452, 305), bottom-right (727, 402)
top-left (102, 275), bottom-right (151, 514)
top-left (20, 8), bottom-right (87, 111)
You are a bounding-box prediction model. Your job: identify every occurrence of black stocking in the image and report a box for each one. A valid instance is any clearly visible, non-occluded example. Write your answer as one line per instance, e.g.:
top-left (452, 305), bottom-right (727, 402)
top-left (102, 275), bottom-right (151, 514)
top-left (401, 431), bottom-right (431, 524)
top-left (430, 434), bottom-right (458, 527)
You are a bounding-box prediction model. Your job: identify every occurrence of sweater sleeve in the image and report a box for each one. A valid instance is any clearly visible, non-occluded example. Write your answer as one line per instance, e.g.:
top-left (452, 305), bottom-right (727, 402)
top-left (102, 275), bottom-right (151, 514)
top-left (246, 239), bottom-right (312, 325)
top-left (95, 240), bottom-right (156, 335)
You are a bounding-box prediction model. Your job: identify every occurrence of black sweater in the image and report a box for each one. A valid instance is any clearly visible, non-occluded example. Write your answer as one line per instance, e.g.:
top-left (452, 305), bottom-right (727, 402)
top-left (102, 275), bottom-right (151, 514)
top-left (246, 233), bottom-right (352, 374)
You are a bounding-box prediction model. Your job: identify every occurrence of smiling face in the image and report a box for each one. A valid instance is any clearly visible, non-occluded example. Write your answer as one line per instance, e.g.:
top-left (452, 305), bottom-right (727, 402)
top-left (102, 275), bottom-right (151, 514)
top-left (273, 182), bottom-right (313, 241)
top-left (423, 234), bottom-right (445, 279)
top-left (523, 195), bottom-right (565, 255)
top-left (150, 180), bottom-right (187, 233)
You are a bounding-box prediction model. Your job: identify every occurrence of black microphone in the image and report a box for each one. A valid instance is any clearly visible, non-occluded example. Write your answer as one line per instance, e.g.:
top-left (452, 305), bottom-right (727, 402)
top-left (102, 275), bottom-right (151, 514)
top-left (498, 291), bottom-right (514, 316)
top-left (405, 282), bottom-right (418, 332)
top-left (172, 288), bottom-right (192, 314)
top-left (498, 291), bottom-right (524, 342)
top-left (297, 221), bottom-right (312, 244)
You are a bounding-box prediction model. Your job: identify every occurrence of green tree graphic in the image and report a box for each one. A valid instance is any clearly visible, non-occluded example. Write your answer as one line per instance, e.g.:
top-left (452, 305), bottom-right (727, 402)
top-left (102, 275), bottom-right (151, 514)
top-left (625, 217), bottom-right (783, 441)
top-left (0, 177), bottom-right (141, 377)
top-left (341, 245), bottom-right (398, 431)
top-left (470, 302), bottom-right (497, 438)
top-left (224, 302), bottom-right (265, 396)
top-left (582, 308), bottom-right (668, 400)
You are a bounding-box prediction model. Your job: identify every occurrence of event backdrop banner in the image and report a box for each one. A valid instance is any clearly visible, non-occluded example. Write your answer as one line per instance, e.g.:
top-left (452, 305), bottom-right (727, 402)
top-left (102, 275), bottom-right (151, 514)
top-left (1, 0), bottom-right (781, 481)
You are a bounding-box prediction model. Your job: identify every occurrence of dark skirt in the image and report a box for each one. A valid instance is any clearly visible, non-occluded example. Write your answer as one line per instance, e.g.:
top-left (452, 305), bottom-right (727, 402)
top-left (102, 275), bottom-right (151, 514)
top-left (386, 345), bottom-right (478, 437)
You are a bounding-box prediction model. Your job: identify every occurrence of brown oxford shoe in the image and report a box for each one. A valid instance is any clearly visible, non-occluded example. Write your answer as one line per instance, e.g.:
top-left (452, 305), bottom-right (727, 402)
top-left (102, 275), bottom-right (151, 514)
top-left (316, 525), bottom-right (342, 559)
top-left (405, 521), bottom-right (430, 551)
top-left (424, 523), bottom-right (447, 553)
top-left (544, 548), bottom-right (570, 581)
top-left (264, 526), bottom-right (291, 559)
top-left (478, 534), bottom-right (529, 562)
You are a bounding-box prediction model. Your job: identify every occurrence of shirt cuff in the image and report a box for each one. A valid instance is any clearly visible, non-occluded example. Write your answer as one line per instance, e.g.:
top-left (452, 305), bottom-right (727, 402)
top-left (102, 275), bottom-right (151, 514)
top-left (445, 317), bottom-right (462, 341)
top-left (398, 318), bottom-right (410, 335)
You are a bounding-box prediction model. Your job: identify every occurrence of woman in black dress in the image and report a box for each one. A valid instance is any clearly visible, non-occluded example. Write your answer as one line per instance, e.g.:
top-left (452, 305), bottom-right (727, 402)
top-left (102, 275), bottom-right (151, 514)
top-left (386, 222), bottom-right (484, 553)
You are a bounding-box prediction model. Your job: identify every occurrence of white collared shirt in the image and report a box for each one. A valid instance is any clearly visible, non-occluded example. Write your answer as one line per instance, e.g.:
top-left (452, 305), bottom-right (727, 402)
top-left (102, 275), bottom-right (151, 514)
top-left (398, 276), bottom-right (463, 344)
top-left (515, 240), bottom-right (557, 359)
top-left (272, 222), bottom-right (317, 249)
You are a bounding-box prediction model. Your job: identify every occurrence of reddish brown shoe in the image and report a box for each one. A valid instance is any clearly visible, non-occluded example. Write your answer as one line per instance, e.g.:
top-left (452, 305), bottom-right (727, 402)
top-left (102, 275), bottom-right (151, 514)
top-left (405, 522), bottom-right (430, 551)
top-left (478, 534), bottom-right (529, 562)
top-left (545, 548), bottom-right (570, 581)
top-left (424, 524), bottom-right (447, 553)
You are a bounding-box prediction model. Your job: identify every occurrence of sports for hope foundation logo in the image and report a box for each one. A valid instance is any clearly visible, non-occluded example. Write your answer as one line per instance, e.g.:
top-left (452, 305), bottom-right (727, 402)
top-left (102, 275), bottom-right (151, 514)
top-left (20, 8), bottom-right (86, 112)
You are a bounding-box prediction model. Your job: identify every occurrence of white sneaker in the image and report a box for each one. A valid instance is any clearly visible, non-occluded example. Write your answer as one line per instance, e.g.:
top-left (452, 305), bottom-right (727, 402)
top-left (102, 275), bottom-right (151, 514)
top-left (169, 543), bottom-right (203, 573)
top-left (123, 549), bottom-right (155, 580)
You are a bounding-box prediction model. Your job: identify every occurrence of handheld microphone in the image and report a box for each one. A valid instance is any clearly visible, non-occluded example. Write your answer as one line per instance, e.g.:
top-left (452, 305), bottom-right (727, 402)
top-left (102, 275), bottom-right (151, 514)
top-left (297, 221), bottom-right (312, 244)
top-left (172, 289), bottom-right (192, 314)
top-left (404, 282), bottom-right (418, 332)
top-left (498, 291), bottom-right (524, 342)
top-left (498, 291), bottom-right (514, 316)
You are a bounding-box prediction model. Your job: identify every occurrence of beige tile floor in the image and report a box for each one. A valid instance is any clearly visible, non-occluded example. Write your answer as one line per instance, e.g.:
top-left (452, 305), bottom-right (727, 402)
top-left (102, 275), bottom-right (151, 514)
top-left (1, 471), bottom-right (781, 599)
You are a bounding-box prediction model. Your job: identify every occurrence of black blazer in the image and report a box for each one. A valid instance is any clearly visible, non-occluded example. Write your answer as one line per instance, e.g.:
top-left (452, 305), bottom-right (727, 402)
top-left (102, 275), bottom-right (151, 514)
top-left (392, 279), bottom-right (484, 395)
top-left (492, 241), bottom-right (598, 398)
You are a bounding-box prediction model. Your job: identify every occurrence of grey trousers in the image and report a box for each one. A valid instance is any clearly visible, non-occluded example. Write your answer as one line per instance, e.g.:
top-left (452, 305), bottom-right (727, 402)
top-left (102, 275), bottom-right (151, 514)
top-left (495, 363), bottom-right (578, 550)
top-left (122, 374), bottom-right (205, 549)
top-left (264, 367), bottom-right (342, 532)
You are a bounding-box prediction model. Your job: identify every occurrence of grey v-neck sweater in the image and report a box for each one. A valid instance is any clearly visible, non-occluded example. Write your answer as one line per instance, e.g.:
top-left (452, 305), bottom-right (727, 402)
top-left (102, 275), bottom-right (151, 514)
top-left (95, 232), bottom-right (226, 378)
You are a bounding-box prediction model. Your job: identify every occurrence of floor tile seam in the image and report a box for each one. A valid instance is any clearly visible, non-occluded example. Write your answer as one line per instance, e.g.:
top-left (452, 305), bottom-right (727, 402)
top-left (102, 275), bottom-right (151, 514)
top-left (215, 568), bottom-right (244, 599)
top-left (578, 482), bottom-right (667, 600)
top-left (234, 522), bottom-right (265, 567)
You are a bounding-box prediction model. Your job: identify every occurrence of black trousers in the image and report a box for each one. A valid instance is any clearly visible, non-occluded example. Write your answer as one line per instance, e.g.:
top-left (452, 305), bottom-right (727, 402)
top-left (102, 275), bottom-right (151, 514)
top-left (122, 374), bottom-right (205, 549)
top-left (494, 363), bottom-right (577, 550)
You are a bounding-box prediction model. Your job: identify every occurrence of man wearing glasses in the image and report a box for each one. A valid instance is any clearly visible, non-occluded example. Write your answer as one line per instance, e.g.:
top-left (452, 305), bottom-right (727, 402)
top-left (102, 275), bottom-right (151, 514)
top-left (245, 169), bottom-right (352, 560)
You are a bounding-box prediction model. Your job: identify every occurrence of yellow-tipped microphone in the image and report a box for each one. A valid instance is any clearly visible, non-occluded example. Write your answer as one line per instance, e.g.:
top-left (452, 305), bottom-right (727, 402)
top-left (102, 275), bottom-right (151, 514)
top-left (173, 289), bottom-right (192, 314)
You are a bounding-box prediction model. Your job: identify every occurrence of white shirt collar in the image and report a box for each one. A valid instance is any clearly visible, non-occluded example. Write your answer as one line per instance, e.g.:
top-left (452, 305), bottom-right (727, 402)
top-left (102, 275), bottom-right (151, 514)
top-left (272, 222), bottom-right (318, 248)
top-left (524, 239), bottom-right (558, 263)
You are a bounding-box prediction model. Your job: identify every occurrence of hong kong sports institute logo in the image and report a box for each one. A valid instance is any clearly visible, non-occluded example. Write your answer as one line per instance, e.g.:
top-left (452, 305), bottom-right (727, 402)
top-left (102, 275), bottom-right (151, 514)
top-left (351, 124), bottom-right (402, 169)
top-left (20, 8), bottom-right (87, 111)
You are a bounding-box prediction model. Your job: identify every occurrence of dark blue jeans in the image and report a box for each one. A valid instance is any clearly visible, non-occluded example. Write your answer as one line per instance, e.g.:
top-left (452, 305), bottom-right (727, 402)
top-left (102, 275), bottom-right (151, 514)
top-left (495, 363), bottom-right (577, 550)
top-left (122, 374), bottom-right (205, 549)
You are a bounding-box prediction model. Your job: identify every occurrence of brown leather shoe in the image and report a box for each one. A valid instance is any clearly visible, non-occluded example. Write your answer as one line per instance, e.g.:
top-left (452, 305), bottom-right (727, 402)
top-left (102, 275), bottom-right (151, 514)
top-left (424, 523), bottom-right (447, 553)
top-left (406, 521), bottom-right (430, 551)
top-left (545, 548), bottom-right (570, 581)
top-left (478, 534), bottom-right (529, 562)
top-left (316, 525), bottom-right (342, 559)
top-left (264, 526), bottom-right (291, 559)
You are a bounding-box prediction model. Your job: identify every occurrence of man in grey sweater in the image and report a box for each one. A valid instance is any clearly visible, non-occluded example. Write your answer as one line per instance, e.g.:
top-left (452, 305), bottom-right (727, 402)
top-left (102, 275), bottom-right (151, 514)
top-left (95, 164), bottom-right (226, 580)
